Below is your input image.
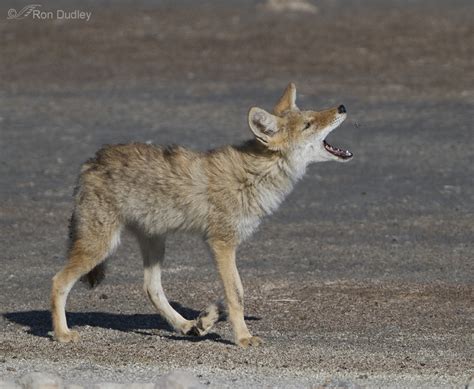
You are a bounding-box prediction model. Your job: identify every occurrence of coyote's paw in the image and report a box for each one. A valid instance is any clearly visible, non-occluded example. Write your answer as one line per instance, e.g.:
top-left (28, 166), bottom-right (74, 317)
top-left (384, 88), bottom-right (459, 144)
top-left (183, 302), bottom-right (221, 336)
top-left (237, 335), bottom-right (263, 348)
top-left (55, 329), bottom-right (80, 343)
top-left (185, 321), bottom-right (202, 337)
top-left (179, 320), bottom-right (196, 336)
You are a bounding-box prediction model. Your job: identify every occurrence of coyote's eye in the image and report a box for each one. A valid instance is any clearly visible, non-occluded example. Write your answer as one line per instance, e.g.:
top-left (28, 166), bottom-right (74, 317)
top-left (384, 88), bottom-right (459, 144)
top-left (302, 122), bottom-right (311, 131)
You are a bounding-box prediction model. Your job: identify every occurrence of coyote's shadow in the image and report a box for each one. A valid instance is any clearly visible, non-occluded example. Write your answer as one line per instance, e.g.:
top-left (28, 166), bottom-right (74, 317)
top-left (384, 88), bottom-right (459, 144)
top-left (3, 303), bottom-right (259, 345)
top-left (3, 302), bottom-right (193, 338)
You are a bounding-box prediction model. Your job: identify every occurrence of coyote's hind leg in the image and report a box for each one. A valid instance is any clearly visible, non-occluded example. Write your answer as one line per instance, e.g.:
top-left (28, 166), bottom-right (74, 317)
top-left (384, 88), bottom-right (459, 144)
top-left (51, 220), bottom-right (121, 343)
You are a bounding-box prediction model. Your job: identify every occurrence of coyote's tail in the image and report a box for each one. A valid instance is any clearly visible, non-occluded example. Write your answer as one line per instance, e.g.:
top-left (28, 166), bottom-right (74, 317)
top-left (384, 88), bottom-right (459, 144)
top-left (68, 211), bottom-right (107, 288)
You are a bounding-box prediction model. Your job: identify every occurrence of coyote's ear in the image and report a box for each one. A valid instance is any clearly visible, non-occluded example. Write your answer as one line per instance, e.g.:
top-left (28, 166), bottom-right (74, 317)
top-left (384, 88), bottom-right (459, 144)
top-left (273, 82), bottom-right (298, 115)
top-left (248, 107), bottom-right (279, 145)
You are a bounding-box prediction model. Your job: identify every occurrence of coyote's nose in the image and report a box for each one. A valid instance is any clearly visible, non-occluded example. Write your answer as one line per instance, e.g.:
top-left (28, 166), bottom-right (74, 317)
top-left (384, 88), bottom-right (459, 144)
top-left (338, 105), bottom-right (346, 114)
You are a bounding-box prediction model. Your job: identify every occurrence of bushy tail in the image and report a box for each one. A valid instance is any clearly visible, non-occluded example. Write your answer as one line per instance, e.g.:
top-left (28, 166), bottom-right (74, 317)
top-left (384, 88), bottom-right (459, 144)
top-left (80, 262), bottom-right (107, 288)
top-left (68, 211), bottom-right (106, 289)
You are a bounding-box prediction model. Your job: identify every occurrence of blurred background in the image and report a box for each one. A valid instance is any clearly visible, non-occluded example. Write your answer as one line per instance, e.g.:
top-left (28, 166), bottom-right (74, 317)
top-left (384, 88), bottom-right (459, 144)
top-left (0, 0), bottom-right (473, 387)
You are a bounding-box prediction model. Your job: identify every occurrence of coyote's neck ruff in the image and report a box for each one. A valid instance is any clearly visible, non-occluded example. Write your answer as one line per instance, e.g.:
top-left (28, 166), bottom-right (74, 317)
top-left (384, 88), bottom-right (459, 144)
top-left (51, 83), bottom-right (352, 348)
top-left (207, 140), bottom-right (305, 240)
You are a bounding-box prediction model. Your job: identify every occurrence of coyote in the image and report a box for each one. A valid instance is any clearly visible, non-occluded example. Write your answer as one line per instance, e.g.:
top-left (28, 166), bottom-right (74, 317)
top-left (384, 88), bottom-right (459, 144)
top-left (51, 83), bottom-right (352, 347)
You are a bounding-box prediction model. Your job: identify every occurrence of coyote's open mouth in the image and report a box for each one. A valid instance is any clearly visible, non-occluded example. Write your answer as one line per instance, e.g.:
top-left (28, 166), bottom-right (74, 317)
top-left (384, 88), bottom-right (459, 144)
top-left (322, 110), bottom-right (353, 161)
top-left (323, 139), bottom-right (353, 160)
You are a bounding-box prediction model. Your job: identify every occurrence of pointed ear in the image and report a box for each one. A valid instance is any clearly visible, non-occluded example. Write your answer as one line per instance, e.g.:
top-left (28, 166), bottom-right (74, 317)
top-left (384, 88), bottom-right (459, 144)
top-left (248, 107), bottom-right (279, 145)
top-left (273, 82), bottom-right (298, 115)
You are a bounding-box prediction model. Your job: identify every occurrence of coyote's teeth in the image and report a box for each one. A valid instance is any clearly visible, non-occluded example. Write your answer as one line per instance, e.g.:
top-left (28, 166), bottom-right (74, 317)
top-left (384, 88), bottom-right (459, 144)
top-left (323, 139), bottom-right (352, 160)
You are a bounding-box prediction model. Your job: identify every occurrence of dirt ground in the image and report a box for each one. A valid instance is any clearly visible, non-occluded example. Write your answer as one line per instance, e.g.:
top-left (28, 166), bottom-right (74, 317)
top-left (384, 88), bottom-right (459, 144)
top-left (0, 0), bottom-right (473, 387)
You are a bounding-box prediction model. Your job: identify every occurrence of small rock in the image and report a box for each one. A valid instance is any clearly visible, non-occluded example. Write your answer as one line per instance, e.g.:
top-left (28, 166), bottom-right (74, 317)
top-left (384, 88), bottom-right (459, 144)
top-left (441, 185), bottom-right (461, 195)
top-left (156, 370), bottom-right (205, 389)
top-left (0, 380), bottom-right (22, 389)
top-left (92, 384), bottom-right (155, 389)
top-left (17, 372), bottom-right (63, 389)
top-left (320, 379), bottom-right (360, 389)
top-left (466, 376), bottom-right (474, 389)
top-left (261, 0), bottom-right (318, 14)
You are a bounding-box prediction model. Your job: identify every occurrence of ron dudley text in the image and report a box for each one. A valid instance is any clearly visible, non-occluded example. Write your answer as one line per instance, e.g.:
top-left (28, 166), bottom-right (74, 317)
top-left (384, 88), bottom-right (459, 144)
top-left (33, 9), bottom-right (92, 22)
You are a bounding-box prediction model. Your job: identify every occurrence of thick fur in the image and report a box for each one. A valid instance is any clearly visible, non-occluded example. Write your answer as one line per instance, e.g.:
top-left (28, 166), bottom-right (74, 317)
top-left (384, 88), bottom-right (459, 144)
top-left (51, 83), bottom-right (351, 347)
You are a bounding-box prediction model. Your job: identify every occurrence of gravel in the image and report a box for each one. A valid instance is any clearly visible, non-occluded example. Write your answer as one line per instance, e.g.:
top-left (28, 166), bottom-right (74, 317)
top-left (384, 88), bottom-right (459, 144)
top-left (1, 0), bottom-right (472, 387)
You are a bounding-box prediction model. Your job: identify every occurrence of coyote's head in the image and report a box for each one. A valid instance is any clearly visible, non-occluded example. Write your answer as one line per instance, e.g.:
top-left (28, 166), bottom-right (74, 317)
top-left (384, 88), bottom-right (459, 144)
top-left (248, 83), bottom-right (352, 164)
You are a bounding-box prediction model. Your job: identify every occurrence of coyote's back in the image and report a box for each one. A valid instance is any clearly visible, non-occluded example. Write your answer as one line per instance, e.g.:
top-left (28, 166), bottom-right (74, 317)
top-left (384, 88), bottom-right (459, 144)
top-left (76, 143), bottom-right (210, 235)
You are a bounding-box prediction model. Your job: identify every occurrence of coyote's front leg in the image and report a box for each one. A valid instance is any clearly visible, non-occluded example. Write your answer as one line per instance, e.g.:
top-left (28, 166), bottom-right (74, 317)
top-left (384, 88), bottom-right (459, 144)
top-left (209, 240), bottom-right (262, 348)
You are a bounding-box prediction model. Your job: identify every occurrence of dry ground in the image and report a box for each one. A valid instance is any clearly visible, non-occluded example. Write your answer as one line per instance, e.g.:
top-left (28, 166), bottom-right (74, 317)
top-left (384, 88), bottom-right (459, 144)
top-left (0, 0), bottom-right (473, 387)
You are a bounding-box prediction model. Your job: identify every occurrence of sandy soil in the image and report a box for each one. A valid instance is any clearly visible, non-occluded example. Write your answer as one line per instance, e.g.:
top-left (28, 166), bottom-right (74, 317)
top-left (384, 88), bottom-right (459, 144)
top-left (0, 0), bottom-right (473, 387)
